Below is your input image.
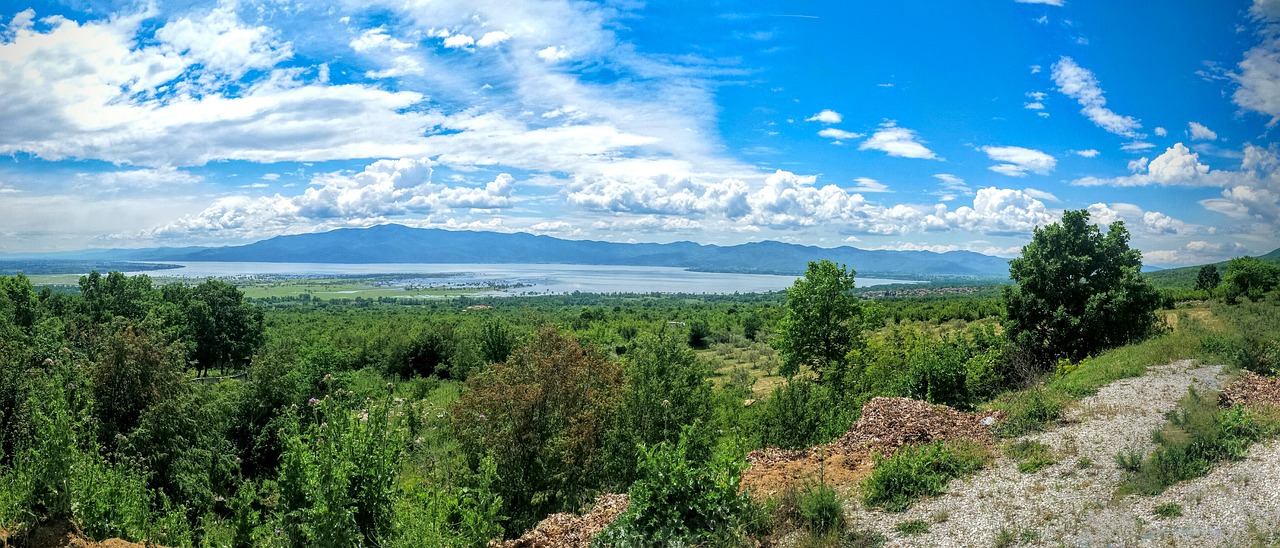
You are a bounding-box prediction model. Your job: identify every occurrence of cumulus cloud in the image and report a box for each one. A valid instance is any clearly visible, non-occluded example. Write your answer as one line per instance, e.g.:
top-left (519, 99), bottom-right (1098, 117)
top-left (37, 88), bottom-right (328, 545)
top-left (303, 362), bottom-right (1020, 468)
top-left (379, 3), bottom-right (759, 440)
top-left (806, 109), bottom-right (843, 124)
top-left (1075, 149), bottom-right (1100, 157)
top-left (443, 34), bottom-right (475, 48)
top-left (1051, 57), bottom-right (1143, 138)
top-left (1188, 121), bottom-right (1218, 140)
top-left (152, 158), bottom-right (515, 240)
top-left (818, 128), bottom-right (862, 141)
top-left (1075, 143), bottom-right (1217, 186)
top-left (1155, 126), bottom-right (1168, 136)
top-left (859, 122), bottom-right (939, 160)
top-left (476, 31), bottom-right (510, 47)
top-left (350, 27), bottom-right (413, 52)
top-left (981, 146), bottom-right (1056, 176)
top-left (925, 187), bottom-right (1056, 235)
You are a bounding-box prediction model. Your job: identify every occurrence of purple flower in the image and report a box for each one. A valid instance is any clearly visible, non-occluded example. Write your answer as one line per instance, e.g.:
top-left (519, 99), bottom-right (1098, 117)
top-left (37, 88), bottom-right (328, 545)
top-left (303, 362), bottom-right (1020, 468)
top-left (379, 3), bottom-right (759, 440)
top-left (478, 413), bottom-right (487, 420)
top-left (275, 529), bottom-right (282, 536)
top-left (308, 397), bottom-right (320, 405)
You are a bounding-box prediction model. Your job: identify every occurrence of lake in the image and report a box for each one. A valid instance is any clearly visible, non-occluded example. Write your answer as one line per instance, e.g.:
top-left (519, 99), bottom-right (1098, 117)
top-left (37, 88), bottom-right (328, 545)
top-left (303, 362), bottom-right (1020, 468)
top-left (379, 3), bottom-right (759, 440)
top-left (125, 262), bottom-right (921, 296)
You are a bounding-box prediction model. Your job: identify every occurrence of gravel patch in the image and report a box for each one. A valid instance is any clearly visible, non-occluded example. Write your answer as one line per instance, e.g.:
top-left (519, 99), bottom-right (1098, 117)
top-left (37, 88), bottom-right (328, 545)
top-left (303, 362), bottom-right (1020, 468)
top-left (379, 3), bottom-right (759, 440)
top-left (839, 359), bottom-right (1261, 548)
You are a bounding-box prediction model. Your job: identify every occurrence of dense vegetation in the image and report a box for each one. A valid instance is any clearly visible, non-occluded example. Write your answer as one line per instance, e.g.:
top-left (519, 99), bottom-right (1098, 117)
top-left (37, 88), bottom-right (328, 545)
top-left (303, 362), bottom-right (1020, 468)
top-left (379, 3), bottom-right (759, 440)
top-left (0, 211), bottom-right (1275, 546)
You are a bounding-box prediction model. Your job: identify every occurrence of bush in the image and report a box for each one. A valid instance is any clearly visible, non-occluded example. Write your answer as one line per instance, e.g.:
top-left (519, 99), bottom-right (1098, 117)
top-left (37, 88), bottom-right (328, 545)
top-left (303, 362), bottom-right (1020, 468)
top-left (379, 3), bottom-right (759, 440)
top-left (993, 388), bottom-right (1064, 438)
top-left (796, 482), bottom-right (845, 536)
top-left (451, 326), bottom-right (623, 531)
top-left (594, 435), bottom-right (754, 546)
top-left (1153, 503), bottom-right (1182, 519)
top-left (753, 380), bottom-right (855, 450)
top-left (894, 519), bottom-right (929, 535)
top-left (861, 441), bottom-right (987, 512)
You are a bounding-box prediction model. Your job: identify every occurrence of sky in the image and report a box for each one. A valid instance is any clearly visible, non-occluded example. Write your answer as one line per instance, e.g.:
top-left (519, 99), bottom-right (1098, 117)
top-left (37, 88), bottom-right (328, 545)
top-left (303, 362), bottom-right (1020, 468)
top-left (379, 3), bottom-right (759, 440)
top-left (0, 0), bottom-right (1278, 266)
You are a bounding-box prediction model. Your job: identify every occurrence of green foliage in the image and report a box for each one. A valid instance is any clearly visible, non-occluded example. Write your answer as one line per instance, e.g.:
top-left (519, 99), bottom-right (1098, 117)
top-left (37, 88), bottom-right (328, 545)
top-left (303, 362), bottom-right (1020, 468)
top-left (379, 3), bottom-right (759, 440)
top-left (796, 481), bottom-right (845, 536)
top-left (594, 435), bottom-right (754, 547)
top-left (752, 380), bottom-right (856, 451)
top-left (389, 456), bottom-right (505, 548)
top-left (861, 441), bottom-right (987, 512)
top-left (894, 519), bottom-right (929, 535)
top-left (1004, 439), bottom-right (1056, 473)
top-left (276, 396), bottom-right (402, 547)
top-left (1223, 256), bottom-right (1280, 303)
top-left (604, 332), bottom-right (714, 486)
top-left (91, 325), bottom-right (186, 451)
top-left (1153, 503), bottom-right (1183, 519)
top-left (1118, 388), bottom-right (1280, 496)
top-left (1195, 265), bottom-right (1221, 292)
top-left (776, 260), bottom-right (862, 384)
top-left (451, 326), bottom-right (623, 531)
top-left (478, 318), bottom-right (517, 365)
top-left (1004, 209), bottom-right (1162, 365)
top-left (992, 389), bottom-right (1064, 438)
top-left (687, 318), bottom-right (712, 349)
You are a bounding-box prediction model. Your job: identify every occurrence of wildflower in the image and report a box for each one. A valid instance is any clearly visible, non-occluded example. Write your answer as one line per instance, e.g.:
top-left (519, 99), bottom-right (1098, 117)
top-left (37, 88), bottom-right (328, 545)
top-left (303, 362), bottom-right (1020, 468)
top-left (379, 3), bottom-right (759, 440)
top-left (324, 373), bottom-right (333, 380)
top-left (478, 413), bottom-right (487, 420)
top-left (308, 397), bottom-right (320, 405)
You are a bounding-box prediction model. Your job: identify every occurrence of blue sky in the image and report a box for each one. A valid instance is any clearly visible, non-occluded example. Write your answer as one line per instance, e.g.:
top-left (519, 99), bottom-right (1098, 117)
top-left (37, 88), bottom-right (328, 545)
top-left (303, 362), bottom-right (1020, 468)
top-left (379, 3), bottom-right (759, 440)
top-left (0, 0), bottom-right (1277, 266)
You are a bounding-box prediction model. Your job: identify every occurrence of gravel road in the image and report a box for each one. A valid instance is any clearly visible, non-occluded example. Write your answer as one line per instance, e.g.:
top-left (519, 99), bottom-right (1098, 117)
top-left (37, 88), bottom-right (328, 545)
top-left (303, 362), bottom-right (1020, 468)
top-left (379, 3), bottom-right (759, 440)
top-left (838, 360), bottom-right (1280, 547)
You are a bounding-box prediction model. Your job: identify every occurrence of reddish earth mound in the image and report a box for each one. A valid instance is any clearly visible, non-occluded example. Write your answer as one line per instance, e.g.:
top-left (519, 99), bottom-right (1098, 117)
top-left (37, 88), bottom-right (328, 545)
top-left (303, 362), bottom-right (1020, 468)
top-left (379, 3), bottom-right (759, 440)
top-left (742, 397), bottom-right (1002, 499)
top-left (1220, 370), bottom-right (1280, 408)
top-left (8, 521), bottom-right (158, 548)
top-left (492, 493), bottom-right (629, 548)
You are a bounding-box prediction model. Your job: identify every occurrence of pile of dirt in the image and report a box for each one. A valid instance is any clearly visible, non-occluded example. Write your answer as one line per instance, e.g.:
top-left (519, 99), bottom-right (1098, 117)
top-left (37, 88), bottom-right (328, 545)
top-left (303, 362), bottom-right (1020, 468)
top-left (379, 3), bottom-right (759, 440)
top-left (492, 494), bottom-right (629, 548)
top-left (1219, 370), bottom-right (1280, 408)
top-left (836, 397), bottom-right (1002, 455)
top-left (742, 397), bottom-right (1001, 499)
top-left (16, 521), bottom-right (155, 548)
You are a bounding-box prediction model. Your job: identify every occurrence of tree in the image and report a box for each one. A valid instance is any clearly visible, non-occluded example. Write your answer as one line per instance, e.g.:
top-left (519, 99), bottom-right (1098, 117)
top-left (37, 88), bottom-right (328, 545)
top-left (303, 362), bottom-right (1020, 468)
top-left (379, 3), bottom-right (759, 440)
top-left (1195, 265), bottom-right (1221, 292)
top-left (1004, 210), bottom-right (1162, 364)
top-left (1223, 256), bottom-right (1280, 303)
top-left (175, 281), bottom-right (265, 377)
top-left (775, 260), bottom-right (862, 384)
top-left (450, 326), bottom-right (623, 530)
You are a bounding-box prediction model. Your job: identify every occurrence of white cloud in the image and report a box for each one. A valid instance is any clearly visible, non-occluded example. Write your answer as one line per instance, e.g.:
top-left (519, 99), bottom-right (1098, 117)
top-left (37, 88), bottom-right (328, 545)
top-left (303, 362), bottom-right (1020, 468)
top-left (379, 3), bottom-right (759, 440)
top-left (1121, 141), bottom-right (1155, 151)
top-left (1030, 65), bottom-right (1042, 74)
top-left (932, 173), bottom-right (972, 201)
top-left (1022, 187), bottom-right (1059, 202)
top-left (981, 145), bottom-right (1056, 176)
top-left (925, 187), bottom-right (1056, 235)
top-left (1155, 126), bottom-right (1168, 136)
top-left (1142, 211), bottom-right (1185, 234)
top-left (1016, 0), bottom-right (1065, 5)
top-left (1024, 101), bottom-right (1046, 110)
top-left (1086, 202), bottom-right (1120, 225)
top-left (1234, 10), bottom-right (1280, 126)
top-left (859, 122), bottom-right (939, 160)
top-left (1076, 143), bottom-right (1213, 186)
top-left (850, 177), bottom-right (891, 193)
top-left (1128, 157), bottom-right (1150, 172)
top-left (152, 158), bottom-right (515, 241)
top-left (443, 34), bottom-right (475, 49)
top-left (818, 128), bottom-right (862, 141)
top-left (77, 167), bottom-right (202, 191)
top-left (1075, 149), bottom-right (1100, 157)
top-left (536, 45), bottom-right (570, 61)
top-left (350, 27), bottom-right (413, 52)
top-left (1051, 57), bottom-right (1143, 138)
top-left (806, 109), bottom-right (843, 124)
top-left (529, 220), bottom-right (574, 233)
top-left (1188, 121), bottom-right (1218, 141)
top-left (476, 31), bottom-right (510, 47)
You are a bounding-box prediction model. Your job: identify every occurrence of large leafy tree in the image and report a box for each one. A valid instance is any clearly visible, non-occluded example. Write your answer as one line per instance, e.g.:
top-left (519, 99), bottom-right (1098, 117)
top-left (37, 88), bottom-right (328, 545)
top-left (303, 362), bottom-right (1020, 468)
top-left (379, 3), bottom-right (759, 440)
top-left (1195, 265), bottom-right (1222, 292)
top-left (1004, 209), bottom-right (1161, 364)
top-left (1223, 256), bottom-right (1280, 303)
top-left (775, 260), bottom-right (862, 385)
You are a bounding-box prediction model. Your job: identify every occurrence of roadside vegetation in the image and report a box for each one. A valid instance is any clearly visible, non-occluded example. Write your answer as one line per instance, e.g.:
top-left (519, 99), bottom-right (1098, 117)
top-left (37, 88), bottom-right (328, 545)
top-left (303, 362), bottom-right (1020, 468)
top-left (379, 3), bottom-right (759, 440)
top-left (0, 210), bottom-right (1276, 546)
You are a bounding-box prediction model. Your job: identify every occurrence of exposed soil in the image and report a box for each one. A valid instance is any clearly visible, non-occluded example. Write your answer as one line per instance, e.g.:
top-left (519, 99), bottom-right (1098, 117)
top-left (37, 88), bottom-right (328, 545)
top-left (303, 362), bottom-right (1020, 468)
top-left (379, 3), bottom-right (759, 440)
top-left (742, 397), bottom-right (1002, 500)
top-left (8, 521), bottom-right (157, 548)
top-left (493, 493), bottom-right (629, 548)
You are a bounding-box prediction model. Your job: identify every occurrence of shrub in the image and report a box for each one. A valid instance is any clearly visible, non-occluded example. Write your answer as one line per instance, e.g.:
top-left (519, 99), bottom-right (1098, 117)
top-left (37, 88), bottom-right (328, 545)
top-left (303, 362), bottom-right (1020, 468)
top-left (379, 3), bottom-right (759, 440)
top-left (1153, 503), bottom-right (1182, 519)
top-left (895, 519), bottom-right (929, 535)
top-left (861, 441), bottom-right (987, 512)
top-left (993, 388), bottom-right (1064, 438)
top-left (797, 482), bottom-right (844, 536)
top-left (753, 380), bottom-right (855, 450)
top-left (451, 326), bottom-right (623, 531)
top-left (594, 435), bottom-right (754, 546)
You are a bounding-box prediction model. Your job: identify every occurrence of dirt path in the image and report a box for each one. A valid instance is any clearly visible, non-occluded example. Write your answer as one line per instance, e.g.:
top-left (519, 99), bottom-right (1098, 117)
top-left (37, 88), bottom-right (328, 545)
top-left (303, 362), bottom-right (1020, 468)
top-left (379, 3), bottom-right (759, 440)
top-left (840, 360), bottom-right (1280, 547)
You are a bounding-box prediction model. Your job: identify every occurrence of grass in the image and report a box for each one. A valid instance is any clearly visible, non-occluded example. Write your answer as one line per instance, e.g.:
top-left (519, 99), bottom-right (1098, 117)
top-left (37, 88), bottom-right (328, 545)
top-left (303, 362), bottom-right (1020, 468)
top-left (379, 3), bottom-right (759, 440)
top-left (1004, 439), bottom-right (1056, 473)
top-left (861, 440), bottom-right (988, 512)
top-left (1116, 388), bottom-right (1280, 497)
top-left (894, 519), bottom-right (929, 535)
top-left (992, 527), bottom-right (1040, 547)
top-left (1153, 503), bottom-right (1183, 519)
top-left (989, 305), bottom-right (1215, 438)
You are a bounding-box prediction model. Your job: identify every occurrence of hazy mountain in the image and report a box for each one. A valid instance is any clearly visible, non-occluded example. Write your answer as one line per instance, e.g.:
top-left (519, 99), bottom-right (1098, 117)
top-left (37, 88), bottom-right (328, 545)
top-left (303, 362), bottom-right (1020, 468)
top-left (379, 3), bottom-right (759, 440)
top-left (121, 224), bottom-right (1014, 278)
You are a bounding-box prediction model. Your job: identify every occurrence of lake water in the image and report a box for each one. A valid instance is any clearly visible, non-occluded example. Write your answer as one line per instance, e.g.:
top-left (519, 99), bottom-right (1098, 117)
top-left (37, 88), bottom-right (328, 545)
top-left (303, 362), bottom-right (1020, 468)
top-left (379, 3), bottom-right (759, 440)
top-left (126, 262), bottom-right (920, 295)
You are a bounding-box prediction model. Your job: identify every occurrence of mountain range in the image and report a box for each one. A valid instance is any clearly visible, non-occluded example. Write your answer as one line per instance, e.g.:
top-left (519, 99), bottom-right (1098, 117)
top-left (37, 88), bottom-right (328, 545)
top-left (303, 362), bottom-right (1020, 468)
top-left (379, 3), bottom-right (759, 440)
top-left (30, 225), bottom-right (1016, 278)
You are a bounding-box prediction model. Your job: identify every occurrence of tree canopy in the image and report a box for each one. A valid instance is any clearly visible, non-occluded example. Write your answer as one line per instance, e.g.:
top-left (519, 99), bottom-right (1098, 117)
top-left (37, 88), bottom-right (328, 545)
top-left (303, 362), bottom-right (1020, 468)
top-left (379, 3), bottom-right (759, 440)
top-left (1003, 209), bottom-right (1161, 364)
top-left (1223, 256), bottom-right (1280, 303)
top-left (775, 260), bottom-right (862, 384)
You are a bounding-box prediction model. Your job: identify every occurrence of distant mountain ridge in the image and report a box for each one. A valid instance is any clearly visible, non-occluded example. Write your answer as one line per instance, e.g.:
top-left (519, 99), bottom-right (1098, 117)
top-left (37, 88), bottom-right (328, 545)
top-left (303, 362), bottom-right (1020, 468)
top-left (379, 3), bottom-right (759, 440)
top-left (109, 224), bottom-right (1010, 278)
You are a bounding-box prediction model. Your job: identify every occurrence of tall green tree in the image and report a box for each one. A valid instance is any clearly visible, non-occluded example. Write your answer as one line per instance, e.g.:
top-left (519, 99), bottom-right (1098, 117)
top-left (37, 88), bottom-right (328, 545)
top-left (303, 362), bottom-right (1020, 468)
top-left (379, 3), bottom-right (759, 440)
top-left (1223, 256), bottom-right (1279, 303)
top-left (775, 260), bottom-right (862, 385)
top-left (1195, 265), bottom-right (1222, 292)
top-left (1004, 209), bottom-right (1162, 364)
